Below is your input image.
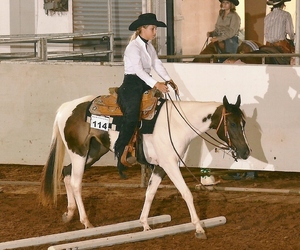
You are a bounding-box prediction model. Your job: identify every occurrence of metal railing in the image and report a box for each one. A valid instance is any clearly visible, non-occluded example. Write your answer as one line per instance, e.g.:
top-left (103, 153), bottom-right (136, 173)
top-left (0, 33), bottom-right (299, 65)
top-left (0, 32), bottom-right (114, 62)
top-left (159, 53), bottom-right (300, 65)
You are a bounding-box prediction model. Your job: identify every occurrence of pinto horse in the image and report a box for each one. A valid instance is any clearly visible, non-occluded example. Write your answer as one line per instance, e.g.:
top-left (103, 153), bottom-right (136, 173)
top-left (193, 40), bottom-right (291, 64)
top-left (40, 94), bottom-right (250, 239)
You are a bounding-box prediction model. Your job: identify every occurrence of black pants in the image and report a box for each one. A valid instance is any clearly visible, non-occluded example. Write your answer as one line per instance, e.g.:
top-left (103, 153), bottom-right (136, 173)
top-left (114, 74), bottom-right (151, 160)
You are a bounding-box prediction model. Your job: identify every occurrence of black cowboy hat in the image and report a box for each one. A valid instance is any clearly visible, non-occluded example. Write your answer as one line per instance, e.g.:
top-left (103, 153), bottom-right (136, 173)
top-left (219, 0), bottom-right (239, 6)
top-left (129, 13), bottom-right (167, 31)
top-left (266, 0), bottom-right (291, 5)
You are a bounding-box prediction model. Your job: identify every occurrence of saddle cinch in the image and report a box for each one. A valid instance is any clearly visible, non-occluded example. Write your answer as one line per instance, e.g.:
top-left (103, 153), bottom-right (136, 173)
top-left (89, 87), bottom-right (163, 167)
top-left (89, 87), bottom-right (162, 120)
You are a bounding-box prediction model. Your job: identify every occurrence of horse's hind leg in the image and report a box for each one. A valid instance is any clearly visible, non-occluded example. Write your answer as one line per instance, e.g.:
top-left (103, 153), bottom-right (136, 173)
top-left (62, 164), bottom-right (76, 223)
top-left (62, 138), bottom-right (106, 228)
top-left (66, 153), bottom-right (93, 228)
top-left (140, 166), bottom-right (166, 231)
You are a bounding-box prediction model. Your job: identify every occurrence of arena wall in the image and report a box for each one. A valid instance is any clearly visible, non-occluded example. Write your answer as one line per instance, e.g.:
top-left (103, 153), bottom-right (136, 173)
top-left (1, 61), bottom-right (300, 172)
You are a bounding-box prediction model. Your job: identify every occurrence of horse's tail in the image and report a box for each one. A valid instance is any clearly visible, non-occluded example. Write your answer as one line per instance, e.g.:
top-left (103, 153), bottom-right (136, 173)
top-left (39, 109), bottom-right (65, 207)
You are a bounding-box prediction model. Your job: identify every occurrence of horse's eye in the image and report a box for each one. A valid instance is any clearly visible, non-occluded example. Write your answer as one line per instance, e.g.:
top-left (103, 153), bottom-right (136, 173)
top-left (230, 122), bottom-right (236, 128)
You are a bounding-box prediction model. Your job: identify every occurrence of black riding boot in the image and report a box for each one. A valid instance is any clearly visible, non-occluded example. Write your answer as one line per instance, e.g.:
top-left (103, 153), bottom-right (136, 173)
top-left (114, 122), bottom-right (137, 179)
top-left (116, 155), bottom-right (128, 179)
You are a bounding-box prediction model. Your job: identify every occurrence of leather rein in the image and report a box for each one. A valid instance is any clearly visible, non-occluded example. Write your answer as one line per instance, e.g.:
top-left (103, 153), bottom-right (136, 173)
top-left (164, 92), bottom-right (240, 185)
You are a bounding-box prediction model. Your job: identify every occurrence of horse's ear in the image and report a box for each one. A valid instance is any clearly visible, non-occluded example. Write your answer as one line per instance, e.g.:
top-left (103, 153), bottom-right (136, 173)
top-left (235, 95), bottom-right (241, 107)
top-left (223, 95), bottom-right (229, 107)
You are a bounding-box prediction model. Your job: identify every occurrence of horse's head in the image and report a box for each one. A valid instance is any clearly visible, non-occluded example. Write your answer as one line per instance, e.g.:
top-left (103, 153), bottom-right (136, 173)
top-left (210, 95), bottom-right (250, 160)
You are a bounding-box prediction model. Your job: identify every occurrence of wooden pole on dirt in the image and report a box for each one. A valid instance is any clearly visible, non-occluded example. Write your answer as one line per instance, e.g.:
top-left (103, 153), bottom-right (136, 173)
top-left (0, 215), bottom-right (171, 250)
top-left (196, 185), bottom-right (300, 194)
top-left (48, 216), bottom-right (226, 250)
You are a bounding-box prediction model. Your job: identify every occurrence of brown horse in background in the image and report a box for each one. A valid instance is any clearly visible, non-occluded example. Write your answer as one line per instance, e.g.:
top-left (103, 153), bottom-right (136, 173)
top-left (193, 40), bottom-right (291, 65)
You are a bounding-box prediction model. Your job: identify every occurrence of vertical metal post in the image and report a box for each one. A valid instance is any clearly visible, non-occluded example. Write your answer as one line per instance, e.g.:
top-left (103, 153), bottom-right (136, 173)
top-left (166, 0), bottom-right (174, 62)
top-left (141, 165), bottom-right (147, 188)
top-left (39, 38), bottom-right (47, 61)
top-left (107, 0), bottom-right (114, 62)
top-left (145, 0), bottom-right (152, 13)
top-left (142, 0), bottom-right (147, 13)
top-left (34, 41), bottom-right (37, 58)
top-left (295, 0), bottom-right (300, 65)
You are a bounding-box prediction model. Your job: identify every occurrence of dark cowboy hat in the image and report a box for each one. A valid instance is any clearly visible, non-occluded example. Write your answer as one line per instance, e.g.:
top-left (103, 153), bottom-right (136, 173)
top-left (219, 0), bottom-right (239, 6)
top-left (266, 0), bottom-right (291, 5)
top-left (129, 13), bottom-right (167, 31)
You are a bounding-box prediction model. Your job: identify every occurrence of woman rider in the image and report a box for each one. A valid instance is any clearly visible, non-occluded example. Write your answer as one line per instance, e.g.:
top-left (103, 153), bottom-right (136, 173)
top-left (114, 13), bottom-right (178, 178)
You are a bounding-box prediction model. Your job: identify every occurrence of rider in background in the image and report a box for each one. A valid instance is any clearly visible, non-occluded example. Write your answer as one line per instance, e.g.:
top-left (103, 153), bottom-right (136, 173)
top-left (114, 13), bottom-right (178, 179)
top-left (264, 0), bottom-right (295, 53)
top-left (207, 0), bottom-right (241, 61)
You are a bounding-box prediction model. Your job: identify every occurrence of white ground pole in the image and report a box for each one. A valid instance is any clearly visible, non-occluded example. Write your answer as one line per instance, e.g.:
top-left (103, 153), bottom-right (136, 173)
top-left (0, 215), bottom-right (171, 250)
top-left (48, 216), bottom-right (226, 250)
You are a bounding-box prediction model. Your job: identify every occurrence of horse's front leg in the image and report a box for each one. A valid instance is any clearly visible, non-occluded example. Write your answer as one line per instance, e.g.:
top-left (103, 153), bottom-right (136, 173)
top-left (140, 166), bottom-right (165, 231)
top-left (69, 154), bottom-right (93, 228)
top-left (163, 165), bottom-right (207, 239)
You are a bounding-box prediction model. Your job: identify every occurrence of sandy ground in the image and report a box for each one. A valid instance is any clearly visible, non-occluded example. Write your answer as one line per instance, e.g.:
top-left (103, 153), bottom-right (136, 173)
top-left (0, 164), bottom-right (300, 250)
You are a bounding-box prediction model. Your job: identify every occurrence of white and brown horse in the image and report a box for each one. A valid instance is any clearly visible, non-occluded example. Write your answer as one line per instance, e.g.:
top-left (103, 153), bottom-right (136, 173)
top-left (40, 94), bottom-right (250, 239)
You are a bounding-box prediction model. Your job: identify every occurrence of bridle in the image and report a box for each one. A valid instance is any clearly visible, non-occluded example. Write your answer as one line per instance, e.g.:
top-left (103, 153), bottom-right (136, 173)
top-left (165, 93), bottom-right (240, 161)
top-left (215, 107), bottom-right (233, 149)
top-left (214, 107), bottom-right (238, 161)
top-left (164, 93), bottom-right (240, 184)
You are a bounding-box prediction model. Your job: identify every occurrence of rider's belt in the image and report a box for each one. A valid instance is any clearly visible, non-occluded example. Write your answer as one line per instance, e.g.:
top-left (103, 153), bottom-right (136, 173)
top-left (125, 73), bottom-right (152, 76)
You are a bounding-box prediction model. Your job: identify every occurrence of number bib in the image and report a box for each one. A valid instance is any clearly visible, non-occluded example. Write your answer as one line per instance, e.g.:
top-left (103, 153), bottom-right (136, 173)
top-left (90, 115), bottom-right (110, 131)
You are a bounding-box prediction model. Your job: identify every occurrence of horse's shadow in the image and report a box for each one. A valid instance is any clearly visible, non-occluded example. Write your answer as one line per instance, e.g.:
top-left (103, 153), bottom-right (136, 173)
top-left (185, 65), bottom-right (300, 173)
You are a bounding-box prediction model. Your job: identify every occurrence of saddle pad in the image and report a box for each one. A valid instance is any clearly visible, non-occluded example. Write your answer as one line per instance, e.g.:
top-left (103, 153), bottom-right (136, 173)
top-left (244, 40), bottom-right (259, 51)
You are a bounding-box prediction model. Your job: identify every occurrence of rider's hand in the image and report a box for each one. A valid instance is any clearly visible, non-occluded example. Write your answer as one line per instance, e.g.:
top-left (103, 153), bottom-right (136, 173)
top-left (167, 80), bottom-right (179, 96)
top-left (155, 82), bottom-right (169, 93)
top-left (210, 37), bottom-right (218, 43)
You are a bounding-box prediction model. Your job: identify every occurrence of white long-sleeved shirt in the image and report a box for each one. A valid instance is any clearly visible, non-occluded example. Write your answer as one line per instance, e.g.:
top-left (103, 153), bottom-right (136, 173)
top-left (264, 8), bottom-right (294, 43)
top-left (123, 35), bottom-right (171, 88)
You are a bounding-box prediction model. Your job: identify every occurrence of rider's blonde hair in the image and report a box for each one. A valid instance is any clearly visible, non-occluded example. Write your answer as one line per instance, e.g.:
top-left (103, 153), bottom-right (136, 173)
top-left (130, 25), bottom-right (149, 41)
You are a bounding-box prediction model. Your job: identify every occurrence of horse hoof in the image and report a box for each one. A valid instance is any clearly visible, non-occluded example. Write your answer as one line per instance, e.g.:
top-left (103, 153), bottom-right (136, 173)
top-left (62, 212), bottom-right (71, 223)
top-left (195, 232), bottom-right (207, 239)
top-left (85, 223), bottom-right (94, 229)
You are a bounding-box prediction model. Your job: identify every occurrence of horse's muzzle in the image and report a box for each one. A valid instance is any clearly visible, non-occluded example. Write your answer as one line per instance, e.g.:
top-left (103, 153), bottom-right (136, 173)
top-left (236, 146), bottom-right (250, 160)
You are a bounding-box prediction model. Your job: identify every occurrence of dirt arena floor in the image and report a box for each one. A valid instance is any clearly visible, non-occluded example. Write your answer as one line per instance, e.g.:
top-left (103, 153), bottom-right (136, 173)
top-left (0, 164), bottom-right (300, 250)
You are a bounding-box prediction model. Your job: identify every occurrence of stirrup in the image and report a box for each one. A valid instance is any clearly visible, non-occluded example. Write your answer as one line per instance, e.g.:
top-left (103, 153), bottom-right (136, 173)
top-left (120, 145), bottom-right (137, 167)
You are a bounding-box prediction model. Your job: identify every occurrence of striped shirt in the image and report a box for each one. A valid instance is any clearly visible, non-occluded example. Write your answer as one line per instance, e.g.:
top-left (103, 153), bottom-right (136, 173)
top-left (264, 8), bottom-right (294, 43)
